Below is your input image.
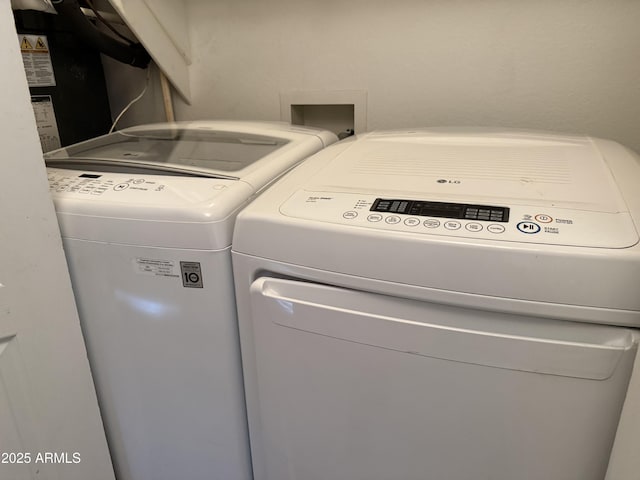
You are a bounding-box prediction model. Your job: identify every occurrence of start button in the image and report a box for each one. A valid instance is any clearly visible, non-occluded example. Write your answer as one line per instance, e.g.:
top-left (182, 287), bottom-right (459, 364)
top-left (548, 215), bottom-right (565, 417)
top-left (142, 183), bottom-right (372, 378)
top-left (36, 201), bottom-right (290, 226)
top-left (517, 222), bottom-right (541, 234)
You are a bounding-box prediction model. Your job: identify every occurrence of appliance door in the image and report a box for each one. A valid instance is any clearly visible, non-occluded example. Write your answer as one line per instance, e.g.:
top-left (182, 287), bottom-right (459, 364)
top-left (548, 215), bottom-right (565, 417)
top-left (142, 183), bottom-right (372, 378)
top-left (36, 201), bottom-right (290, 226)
top-left (63, 239), bottom-right (251, 480)
top-left (247, 277), bottom-right (637, 480)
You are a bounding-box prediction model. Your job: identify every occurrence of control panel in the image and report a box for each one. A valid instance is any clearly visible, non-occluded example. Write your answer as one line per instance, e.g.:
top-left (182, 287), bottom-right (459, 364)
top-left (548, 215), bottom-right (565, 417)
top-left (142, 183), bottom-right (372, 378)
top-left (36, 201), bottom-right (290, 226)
top-left (49, 172), bottom-right (119, 195)
top-left (48, 170), bottom-right (175, 196)
top-left (47, 168), bottom-right (236, 207)
top-left (280, 190), bottom-right (639, 248)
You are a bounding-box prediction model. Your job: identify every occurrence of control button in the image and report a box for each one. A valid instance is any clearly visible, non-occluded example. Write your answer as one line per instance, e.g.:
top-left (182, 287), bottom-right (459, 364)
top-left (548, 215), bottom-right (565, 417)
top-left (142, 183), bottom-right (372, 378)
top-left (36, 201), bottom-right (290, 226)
top-left (517, 221), bottom-right (541, 234)
top-left (535, 214), bottom-right (553, 223)
top-left (367, 214), bottom-right (383, 223)
top-left (465, 222), bottom-right (483, 232)
top-left (488, 224), bottom-right (506, 234)
top-left (212, 184), bottom-right (227, 190)
top-left (423, 219), bottom-right (441, 228)
top-left (113, 183), bottom-right (129, 191)
top-left (343, 211), bottom-right (358, 219)
top-left (133, 179), bottom-right (145, 184)
top-left (404, 217), bottom-right (420, 227)
top-left (444, 221), bottom-right (461, 230)
top-left (385, 215), bottom-right (401, 224)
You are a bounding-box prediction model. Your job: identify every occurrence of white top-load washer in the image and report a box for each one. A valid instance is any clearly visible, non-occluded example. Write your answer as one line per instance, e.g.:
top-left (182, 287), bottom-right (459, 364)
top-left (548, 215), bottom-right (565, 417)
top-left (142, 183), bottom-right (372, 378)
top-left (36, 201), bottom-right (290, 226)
top-left (45, 121), bottom-right (337, 480)
top-left (232, 128), bottom-right (640, 480)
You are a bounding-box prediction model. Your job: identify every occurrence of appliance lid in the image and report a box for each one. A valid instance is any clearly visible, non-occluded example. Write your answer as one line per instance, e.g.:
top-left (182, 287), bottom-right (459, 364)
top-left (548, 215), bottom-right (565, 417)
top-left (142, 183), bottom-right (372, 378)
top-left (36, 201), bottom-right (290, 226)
top-left (45, 125), bottom-right (290, 179)
top-left (307, 129), bottom-right (627, 214)
top-left (273, 129), bottom-right (640, 249)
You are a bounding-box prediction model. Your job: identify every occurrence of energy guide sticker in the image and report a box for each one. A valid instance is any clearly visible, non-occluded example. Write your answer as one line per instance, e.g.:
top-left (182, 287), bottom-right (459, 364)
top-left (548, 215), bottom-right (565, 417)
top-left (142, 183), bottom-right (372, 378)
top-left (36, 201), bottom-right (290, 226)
top-left (180, 262), bottom-right (203, 288)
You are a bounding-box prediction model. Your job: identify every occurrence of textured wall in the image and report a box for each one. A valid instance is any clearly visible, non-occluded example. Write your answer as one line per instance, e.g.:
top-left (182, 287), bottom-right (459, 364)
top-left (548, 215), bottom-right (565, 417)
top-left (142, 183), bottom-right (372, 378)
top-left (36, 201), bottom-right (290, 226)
top-left (170, 0), bottom-right (640, 152)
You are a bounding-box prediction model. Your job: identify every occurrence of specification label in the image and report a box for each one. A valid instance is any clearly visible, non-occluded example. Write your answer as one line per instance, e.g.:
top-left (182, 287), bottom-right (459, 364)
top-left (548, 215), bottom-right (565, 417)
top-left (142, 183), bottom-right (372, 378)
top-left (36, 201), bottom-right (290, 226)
top-left (134, 258), bottom-right (179, 278)
top-left (31, 95), bottom-right (61, 152)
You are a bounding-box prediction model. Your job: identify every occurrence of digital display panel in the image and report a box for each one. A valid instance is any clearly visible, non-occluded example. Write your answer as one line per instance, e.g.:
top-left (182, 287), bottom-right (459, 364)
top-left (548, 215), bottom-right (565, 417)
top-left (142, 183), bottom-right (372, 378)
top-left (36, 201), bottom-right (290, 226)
top-left (371, 198), bottom-right (510, 222)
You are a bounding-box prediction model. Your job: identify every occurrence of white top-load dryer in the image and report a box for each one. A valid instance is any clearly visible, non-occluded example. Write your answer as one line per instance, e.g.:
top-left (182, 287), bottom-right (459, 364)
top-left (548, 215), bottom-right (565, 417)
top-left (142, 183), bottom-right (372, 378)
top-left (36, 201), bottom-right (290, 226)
top-left (45, 121), bottom-right (337, 480)
top-left (232, 128), bottom-right (640, 480)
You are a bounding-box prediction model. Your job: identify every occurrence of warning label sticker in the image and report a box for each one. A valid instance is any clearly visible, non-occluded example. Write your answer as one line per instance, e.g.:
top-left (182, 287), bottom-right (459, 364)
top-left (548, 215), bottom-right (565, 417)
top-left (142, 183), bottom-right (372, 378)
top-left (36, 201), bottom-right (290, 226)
top-left (19, 34), bottom-right (56, 87)
top-left (134, 258), bottom-right (180, 279)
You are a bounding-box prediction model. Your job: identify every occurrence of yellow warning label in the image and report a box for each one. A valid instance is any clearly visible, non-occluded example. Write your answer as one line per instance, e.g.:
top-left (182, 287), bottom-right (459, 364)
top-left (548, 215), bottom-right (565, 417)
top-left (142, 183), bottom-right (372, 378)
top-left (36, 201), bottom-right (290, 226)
top-left (35, 37), bottom-right (47, 50)
top-left (19, 34), bottom-right (56, 87)
top-left (20, 36), bottom-right (33, 50)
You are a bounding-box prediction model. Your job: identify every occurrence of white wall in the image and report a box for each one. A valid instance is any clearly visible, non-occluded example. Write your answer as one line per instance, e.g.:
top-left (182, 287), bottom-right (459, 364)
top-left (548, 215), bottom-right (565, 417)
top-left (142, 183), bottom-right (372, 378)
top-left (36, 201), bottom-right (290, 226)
top-left (1, 3), bottom-right (114, 478)
top-left (167, 0), bottom-right (640, 153)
